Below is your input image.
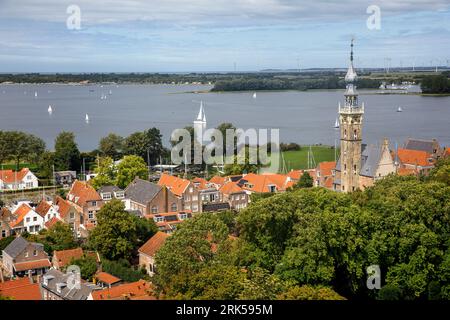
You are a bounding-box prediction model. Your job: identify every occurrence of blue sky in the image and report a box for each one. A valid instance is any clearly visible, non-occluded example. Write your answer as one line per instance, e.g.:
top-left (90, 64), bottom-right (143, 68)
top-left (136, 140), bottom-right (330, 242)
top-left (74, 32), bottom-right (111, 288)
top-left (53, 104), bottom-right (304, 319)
top-left (0, 0), bottom-right (449, 72)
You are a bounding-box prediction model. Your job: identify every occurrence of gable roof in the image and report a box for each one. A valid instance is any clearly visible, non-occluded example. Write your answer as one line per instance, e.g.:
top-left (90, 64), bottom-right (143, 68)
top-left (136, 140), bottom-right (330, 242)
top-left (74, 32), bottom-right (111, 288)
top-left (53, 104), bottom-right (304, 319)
top-left (95, 272), bottom-right (121, 285)
top-left (41, 269), bottom-right (99, 300)
top-left (404, 138), bottom-right (438, 154)
top-left (9, 203), bottom-right (33, 228)
top-left (53, 248), bottom-right (84, 268)
top-left (0, 168), bottom-right (32, 184)
top-left (158, 173), bottom-right (191, 197)
top-left (90, 280), bottom-right (154, 300)
top-left (124, 178), bottom-right (162, 205)
top-left (55, 196), bottom-right (74, 219)
top-left (192, 177), bottom-right (208, 190)
top-left (138, 231), bottom-right (169, 257)
top-left (35, 200), bottom-right (52, 218)
top-left (219, 181), bottom-right (244, 195)
top-left (397, 148), bottom-right (434, 167)
top-left (3, 236), bottom-right (30, 258)
top-left (14, 259), bottom-right (51, 272)
top-left (45, 217), bottom-right (61, 229)
top-left (209, 175), bottom-right (226, 186)
top-left (0, 278), bottom-right (41, 300)
top-left (67, 180), bottom-right (102, 207)
top-left (287, 170), bottom-right (303, 180)
top-left (317, 161), bottom-right (336, 176)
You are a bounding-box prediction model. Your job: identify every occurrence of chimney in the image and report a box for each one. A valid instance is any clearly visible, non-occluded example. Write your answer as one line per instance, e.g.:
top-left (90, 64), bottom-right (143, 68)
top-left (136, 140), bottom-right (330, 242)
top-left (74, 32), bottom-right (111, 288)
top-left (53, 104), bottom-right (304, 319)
top-left (56, 282), bottom-right (66, 294)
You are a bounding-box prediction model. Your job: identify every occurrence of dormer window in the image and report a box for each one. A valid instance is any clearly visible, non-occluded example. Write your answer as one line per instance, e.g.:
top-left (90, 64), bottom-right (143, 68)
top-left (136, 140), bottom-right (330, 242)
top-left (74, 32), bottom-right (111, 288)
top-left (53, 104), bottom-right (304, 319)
top-left (101, 193), bottom-right (112, 200)
top-left (268, 185), bottom-right (276, 193)
top-left (115, 191), bottom-right (125, 199)
top-left (178, 213), bottom-right (187, 220)
top-left (153, 215), bottom-right (164, 223)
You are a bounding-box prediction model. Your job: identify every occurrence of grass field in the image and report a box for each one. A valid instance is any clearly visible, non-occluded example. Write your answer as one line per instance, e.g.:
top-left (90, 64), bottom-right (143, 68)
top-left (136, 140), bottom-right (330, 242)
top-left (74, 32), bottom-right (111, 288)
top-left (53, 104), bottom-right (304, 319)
top-left (282, 145), bottom-right (338, 171)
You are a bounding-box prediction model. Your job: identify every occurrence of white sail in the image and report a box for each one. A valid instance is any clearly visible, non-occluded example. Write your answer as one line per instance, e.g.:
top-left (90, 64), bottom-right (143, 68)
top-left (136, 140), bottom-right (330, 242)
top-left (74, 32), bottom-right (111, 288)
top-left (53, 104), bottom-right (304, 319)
top-left (48, 105), bottom-right (52, 114)
top-left (34, 91), bottom-right (38, 97)
top-left (397, 107), bottom-right (403, 112)
top-left (253, 92), bottom-right (257, 99)
top-left (85, 114), bottom-right (89, 123)
top-left (334, 118), bottom-right (339, 128)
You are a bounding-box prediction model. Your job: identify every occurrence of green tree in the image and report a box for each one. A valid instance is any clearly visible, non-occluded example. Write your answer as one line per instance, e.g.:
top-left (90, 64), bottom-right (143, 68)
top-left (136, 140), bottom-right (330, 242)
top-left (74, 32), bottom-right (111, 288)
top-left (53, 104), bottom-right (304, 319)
top-left (428, 157), bottom-right (450, 185)
top-left (0, 131), bottom-right (45, 168)
top-left (124, 128), bottom-right (163, 165)
top-left (154, 213), bottom-right (229, 293)
top-left (115, 155), bottom-right (148, 189)
top-left (277, 285), bottom-right (345, 300)
top-left (38, 151), bottom-right (55, 183)
top-left (99, 133), bottom-right (124, 160)
top-left (88, 199), bottom-right (138, 260)
top-left (44, 222), bottom-right (77, 252)
top-left (293, 171), bottom-right (313, 189)
top-left (54, 131), bottom-right (81, 171)
top-left (70, 255), bottom-right (98, 281)
top-left (91, 156), bottom-right (116, 189)
top-left (239, 267), bottom-right (284, 300)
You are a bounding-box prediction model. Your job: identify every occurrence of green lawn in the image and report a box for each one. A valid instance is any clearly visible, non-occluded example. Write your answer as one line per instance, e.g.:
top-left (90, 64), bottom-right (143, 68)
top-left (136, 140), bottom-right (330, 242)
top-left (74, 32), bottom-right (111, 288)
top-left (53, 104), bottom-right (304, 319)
top-left (0, 162), bottom-right (39, 171)
top-left (282, 146), bottom-right (339, 171)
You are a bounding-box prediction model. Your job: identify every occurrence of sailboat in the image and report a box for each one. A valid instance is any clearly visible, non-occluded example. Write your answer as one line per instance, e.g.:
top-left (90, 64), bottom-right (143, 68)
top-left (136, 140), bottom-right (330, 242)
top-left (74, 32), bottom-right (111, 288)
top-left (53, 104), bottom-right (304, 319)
top-left (34, 91), bottom-right (38, 98)
top-left (253, 92), bottom-right (257, 99)
top-left (334, 117), bottom-right (340, 128)
top-left (109, 89), bottom-right (112, 95)
top-left (48, 105), bottom-right (53, 115)
top-left (397, 106), bottom-right (403, 112)
top-left (85, 114), bottom-right (89, 123)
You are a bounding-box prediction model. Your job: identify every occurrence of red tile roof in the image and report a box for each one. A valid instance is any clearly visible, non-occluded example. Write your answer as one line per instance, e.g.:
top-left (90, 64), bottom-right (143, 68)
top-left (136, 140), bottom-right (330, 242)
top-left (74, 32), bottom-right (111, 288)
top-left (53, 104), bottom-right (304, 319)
top-left (238, 173), bottom-right (291, 193)
top-left (90, 280), bottom-right (154, 300)
top-left (10, 203), bottom-right (32, 228)
top-left (287, 170), bottom-right (303, 180)
top-left (35, 200), bottom-right (52, 218)
top-left (209, 175), bottom-right (226, 186)
top-left (53, 248), bottom-right (84, 268)
top-left (318, 161), bottom-right (336, 176)
top-left (219, 181), bottom-right (244, 195)
top-left (397, 148), bottom-right (434, 167)
top-left (0, 168), bottom-right (31, 184)
top-left (397, 168), bottom-right (418, 176)
top-left (55, 196), bottom-right (73, 219)
top-left (95, 272), bottom-right (121, 285)
top-left (14, 259), bottom-right (51, 272)
top-left (0, 278), bottom-right (41, 300)
top-left (192, 177), bottom-right (208, 190)
top-left (138, 231), bottom-right (169, 257)
top-left (158, 173), bottom-right (191, 197)
top-left (67, 180), bottom-right (101, 207)
top-left (44, 217), bottom-right (61, 229)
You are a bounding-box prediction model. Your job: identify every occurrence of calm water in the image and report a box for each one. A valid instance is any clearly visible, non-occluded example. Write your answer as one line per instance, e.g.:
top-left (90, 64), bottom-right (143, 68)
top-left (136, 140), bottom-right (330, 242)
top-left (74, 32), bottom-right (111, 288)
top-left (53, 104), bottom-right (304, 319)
top-left (0, 84), bottom-right (449, 151)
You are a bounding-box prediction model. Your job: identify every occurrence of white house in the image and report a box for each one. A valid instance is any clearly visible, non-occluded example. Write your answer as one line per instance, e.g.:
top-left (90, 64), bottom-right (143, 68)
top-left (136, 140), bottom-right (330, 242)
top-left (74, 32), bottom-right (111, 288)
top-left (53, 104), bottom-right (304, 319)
top-left (35, 200), bottom-right (61, 225)
top-left (9, 202), bottom-right (45, 234)
top-left (0, 168), bottom-right (38, 191)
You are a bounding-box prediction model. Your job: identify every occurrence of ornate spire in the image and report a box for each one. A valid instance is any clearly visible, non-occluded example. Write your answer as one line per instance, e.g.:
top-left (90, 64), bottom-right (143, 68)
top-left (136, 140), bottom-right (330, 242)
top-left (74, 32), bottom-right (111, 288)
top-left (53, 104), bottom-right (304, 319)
top-left (345, 38), bottom-right (357, 83)
top-left (196, 101), bottom-right (206, 122)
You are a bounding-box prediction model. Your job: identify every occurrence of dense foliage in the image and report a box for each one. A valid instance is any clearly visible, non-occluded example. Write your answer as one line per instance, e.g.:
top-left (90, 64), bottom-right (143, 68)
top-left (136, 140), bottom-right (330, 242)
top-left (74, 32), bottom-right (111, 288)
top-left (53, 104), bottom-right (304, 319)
top-left (154, 171), bottom-right (450, 300)
top-left (421, 74), bottom-right (450, 94)
top-left (0, 131), bottom-right (45, 167)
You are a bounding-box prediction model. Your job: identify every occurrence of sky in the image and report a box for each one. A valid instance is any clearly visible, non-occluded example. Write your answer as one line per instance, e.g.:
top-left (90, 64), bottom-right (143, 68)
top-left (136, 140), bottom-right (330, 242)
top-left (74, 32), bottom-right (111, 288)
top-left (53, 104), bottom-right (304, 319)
top-left (0, 0), bottom-right (449, 72)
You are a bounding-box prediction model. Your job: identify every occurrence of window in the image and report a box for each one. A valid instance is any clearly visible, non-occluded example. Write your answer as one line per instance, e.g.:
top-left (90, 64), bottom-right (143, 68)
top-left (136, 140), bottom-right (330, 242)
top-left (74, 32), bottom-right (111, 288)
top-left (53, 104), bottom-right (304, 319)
top-left (33, 250), bottom-right (37, 256)
top-left (25, 252), bottom-right (29, 258)
top-left (241, 195), bottom-right (245, 200)
top-left (1, 230), bottom-right (6, 238)
top-left (151, 206), bottom-right (158, 214)
top-left (154, 216), bottom-right (164, 223)
top-left (70, 212), bottom-right (75, 220)
top-left (268, 185), bottom-right (276, 193)
top-left (92, 201), bottom-right (97, 207)
top-left (189, 187), bottom-right (193, 193)
top-left (192, 205), bottom-right (198, 212)
top-left (178, 213), bottom-right (187, 220)
top-left (26, 182), bottom-right (33, 188)
top-left (192, 195), bottom-right (198, 201)
top-left (26, 217), bottom-right (30, 223)
top-left (115, 191), bottom-right (125, 199)
top-left (88, 211), bottom-right (94, 219)
top-left (102, 193), bottom-right (112, 200)
top-left (353, 130), bottom-right (358, 139)
top-left (27, 175), bottom-right (32, 180)
top-left (33, 217), bottom-right (37, 222)
top-left (171, 203), bottom-right (177, 212)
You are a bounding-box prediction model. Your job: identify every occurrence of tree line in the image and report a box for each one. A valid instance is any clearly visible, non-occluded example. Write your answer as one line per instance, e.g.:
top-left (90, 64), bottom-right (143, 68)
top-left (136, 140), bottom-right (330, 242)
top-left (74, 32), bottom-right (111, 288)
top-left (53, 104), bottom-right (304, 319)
top-left (421, 74), bottom-right (450, 94)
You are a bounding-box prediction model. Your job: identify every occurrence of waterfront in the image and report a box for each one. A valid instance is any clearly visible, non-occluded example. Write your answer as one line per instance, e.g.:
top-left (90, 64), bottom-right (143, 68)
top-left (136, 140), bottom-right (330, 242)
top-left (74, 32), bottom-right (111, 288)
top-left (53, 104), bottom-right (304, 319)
top-left (0, 84), bottom-right (449, 150)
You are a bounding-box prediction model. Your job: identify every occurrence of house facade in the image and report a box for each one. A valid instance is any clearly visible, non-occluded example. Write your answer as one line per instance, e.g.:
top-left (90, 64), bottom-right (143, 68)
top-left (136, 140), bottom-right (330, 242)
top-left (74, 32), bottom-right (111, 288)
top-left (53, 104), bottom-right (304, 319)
top-left (124, 177), bottom-right (182, 215)
top-left (0, 168), bottom-right (38, 191)
top-left (138, 231), bottom-right (169, 276)
top-left (67, 180), bottom-right (103, 230)
top-left (9, 202), bottom-right (45, 234)
top-left (2, 236), bottom-right (51, 277)
top-left (40, 269), bottom-right (100, 300)
top-left (0, 207), bottom-right (13, 239)
top-left (158, 173), bottom-right (201, 213)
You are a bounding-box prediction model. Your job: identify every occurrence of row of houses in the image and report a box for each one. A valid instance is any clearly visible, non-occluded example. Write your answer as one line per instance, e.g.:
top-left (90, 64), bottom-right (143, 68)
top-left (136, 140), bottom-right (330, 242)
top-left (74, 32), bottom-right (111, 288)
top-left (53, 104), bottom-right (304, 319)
top-left (0, 234), bottom-right (162, 300)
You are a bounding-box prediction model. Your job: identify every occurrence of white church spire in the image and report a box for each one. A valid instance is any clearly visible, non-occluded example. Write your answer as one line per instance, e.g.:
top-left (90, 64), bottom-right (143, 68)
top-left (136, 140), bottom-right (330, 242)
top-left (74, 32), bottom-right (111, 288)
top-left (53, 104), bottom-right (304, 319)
top-left (193, 101), bottom-right (207, 145)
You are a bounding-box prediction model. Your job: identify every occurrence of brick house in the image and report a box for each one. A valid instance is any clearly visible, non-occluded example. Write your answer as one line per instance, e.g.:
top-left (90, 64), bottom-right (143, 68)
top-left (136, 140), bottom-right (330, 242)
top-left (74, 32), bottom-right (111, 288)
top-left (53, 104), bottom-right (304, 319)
top-left (396, 148), bottom-right (435, 176)
top-left (124, 177), bottom-right (182, 215)
top-left (158, 173), bottom-right (201, 213)
top-left (138, 231), bottom-right (169, 276)
top-left (219, 182), bottom-right (248, 211)
top-left (67, 180), bottom-right (103, 230)
top-left (145, 211), bottom-right (193, 234)
top-left (315, 161), bottom-right (337, 189)
top-left (52, 247), bottom-right (84, 270)
top-left (2, 236), bottom-right (51, 277)
top-left (54, 196), bottom-right (83, 237)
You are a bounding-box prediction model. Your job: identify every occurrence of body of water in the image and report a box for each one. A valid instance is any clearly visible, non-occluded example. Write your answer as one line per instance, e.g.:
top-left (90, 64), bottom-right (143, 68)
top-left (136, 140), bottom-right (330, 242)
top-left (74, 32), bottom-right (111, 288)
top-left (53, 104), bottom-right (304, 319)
top-left (0, 84), bottom-right (449, 151)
